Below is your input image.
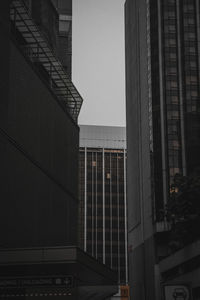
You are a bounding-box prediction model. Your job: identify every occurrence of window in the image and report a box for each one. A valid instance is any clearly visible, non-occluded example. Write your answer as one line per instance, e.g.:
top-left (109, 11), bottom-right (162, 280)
top-left (59, 15), bottom-right (72, 33)
top-left (92, 161), bottom-right (96, 167)
top-left (106, 173), bottom-right (111, 179)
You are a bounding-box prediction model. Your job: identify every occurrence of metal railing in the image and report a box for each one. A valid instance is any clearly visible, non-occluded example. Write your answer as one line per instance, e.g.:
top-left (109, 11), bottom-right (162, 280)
top-left (10, 0), bottom-right (83, 123)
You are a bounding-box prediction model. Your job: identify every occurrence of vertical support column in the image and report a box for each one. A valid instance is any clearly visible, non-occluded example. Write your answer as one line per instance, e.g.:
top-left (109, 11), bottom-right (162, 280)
top-left (91, 152), bottom-right (94, 257)
top-left (95, 152), bottom-right (98, 259)
top-left (110, 152), bottom-right (113, 269)
top-left (176, 0), bottom-right (187, 176)
top-left (124, 149), bottom-right (128, 284)
top-left (84, 147), bottom-right (87, 252)
top-left (102, 148), bottom-right (105, 264)
top-left (157, 0), bottom-right (168, 206)
top-left (117, 153), bottom-right (120, 282)
top-left (196, 0), bottom-right (200, 98)
top-left (136, 6), bottom-right (144, 242)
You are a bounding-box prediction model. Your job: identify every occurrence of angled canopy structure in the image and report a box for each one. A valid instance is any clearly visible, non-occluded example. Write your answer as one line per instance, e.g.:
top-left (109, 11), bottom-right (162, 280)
top-left (10, 0), bottom-right (83, 123)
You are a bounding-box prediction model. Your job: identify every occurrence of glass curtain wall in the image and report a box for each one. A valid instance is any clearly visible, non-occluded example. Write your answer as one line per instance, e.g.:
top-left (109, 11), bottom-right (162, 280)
top-left (79, 148), bottom-right (127, 284)
top-left (150, 0), bottom-right (200, 220)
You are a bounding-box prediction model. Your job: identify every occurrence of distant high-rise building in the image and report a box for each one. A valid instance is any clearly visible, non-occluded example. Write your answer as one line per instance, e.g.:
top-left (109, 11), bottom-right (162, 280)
top-left (79, 125), bottom-right (128, 292)
top-left (125, 0), bottom-right (200, 299)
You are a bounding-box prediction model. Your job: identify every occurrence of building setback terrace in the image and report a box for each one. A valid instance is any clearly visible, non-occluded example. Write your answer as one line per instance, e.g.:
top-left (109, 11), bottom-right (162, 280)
top-left (10, 0), bottom-right (83, 123)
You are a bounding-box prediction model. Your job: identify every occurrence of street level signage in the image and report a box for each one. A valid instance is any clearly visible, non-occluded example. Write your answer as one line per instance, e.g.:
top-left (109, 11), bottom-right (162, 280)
top-left (164, 284), bottom-right (192, 300)
top-left (0, 276), bottom-right (73, 289)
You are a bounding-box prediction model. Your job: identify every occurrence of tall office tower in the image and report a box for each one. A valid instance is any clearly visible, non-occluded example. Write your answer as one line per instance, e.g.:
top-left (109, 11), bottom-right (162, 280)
top-left (79, 125), bottom-right (129, 298)
top-left (0, 1), bottom-right (118, 298)
top-left (125, 0), bottom-right (200, 299)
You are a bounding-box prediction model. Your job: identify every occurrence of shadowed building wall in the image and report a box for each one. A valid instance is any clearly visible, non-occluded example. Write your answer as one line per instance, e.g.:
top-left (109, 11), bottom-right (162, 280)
top-left (0, 0), bottom-right (80, 248)
top-left (125, 0), bottom-right (200, 299)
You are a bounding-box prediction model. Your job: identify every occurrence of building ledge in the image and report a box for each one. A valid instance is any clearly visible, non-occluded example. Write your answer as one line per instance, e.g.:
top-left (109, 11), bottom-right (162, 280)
top-left (0, 246), bottom-right (118, 300)
top-left (10, 0), bottom-right (83, 123)
top-left (159, 239), bottom-right (200, 273)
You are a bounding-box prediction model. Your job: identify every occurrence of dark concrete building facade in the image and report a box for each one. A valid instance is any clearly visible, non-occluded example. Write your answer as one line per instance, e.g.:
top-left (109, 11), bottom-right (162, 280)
top-left (0, 1), bottom-right (117, 298)
top-left (0, 0), bottom-right (81, 249)
top-left (125, 0), bottom-right (200, 299)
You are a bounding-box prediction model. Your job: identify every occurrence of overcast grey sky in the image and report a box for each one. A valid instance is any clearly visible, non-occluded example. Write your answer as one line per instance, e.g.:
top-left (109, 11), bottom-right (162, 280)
top-left (72, 0), bottom-right (126, 127)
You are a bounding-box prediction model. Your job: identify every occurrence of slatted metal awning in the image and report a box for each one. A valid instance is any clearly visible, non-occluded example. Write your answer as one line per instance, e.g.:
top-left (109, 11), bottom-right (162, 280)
top-left (10, 0), bottom-right (83, 123)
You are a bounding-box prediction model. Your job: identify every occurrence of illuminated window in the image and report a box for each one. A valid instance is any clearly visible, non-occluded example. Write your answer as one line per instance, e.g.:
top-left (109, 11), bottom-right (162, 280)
top-left (106, 173), bottom-right (111, 179)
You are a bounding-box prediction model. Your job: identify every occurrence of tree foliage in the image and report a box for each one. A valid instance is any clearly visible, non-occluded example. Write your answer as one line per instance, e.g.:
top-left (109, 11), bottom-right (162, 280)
top-left (166, 172), bottom-right (200, 251)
